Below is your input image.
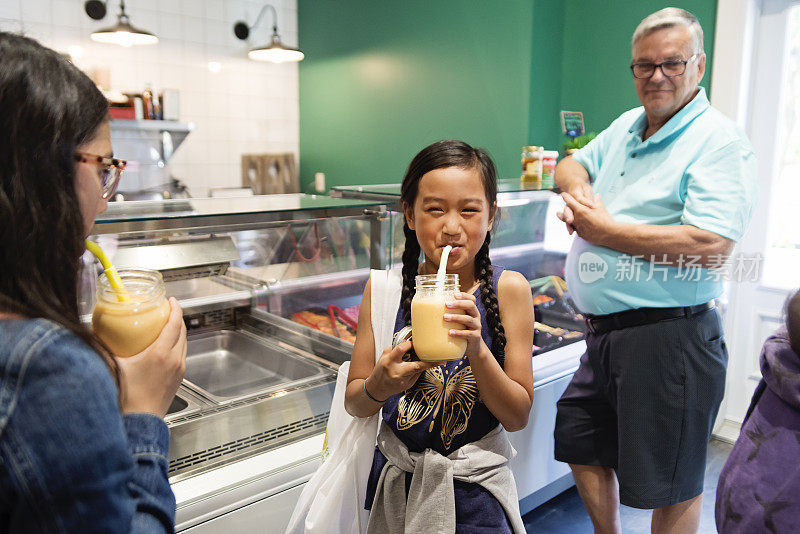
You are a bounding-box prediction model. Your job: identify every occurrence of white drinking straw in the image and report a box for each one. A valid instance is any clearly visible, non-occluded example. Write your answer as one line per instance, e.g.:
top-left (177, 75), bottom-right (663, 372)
top-left (435, 245), bottom-right (452, 292)
top-left (437, 244), bottom-right (453, 417)
top-left (438, 245), bottom-right (452, 277)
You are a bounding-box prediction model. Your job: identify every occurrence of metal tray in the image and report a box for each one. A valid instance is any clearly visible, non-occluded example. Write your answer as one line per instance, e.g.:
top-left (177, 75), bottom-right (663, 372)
top-left (167, 396), bottom-right (188, 414)
top-left (183, 329), bottom-right (332, 403)
top-left (165, 312), bottom-right (345, 481)
top-left (164, 387), bottom-right (206, 421)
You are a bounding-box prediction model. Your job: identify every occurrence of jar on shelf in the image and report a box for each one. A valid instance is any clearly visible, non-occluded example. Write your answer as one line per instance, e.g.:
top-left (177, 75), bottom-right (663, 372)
top-left (541, 150), bottom-right (559, 189)
top-left (521, 146), bottom-right (543, 189)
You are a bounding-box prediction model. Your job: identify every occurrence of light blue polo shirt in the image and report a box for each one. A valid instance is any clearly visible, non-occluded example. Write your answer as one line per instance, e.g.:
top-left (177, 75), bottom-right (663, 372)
top-left (564, 87), bottom-right (757, 315)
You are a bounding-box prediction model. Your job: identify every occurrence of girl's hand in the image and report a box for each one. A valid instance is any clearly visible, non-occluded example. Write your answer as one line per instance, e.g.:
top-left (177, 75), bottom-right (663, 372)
top-left (116, 298), bottom-right (187, 418)
top-left (445, 291), bottom-right (487, 360)
top-left (368, 340), bottom-right (442, 400)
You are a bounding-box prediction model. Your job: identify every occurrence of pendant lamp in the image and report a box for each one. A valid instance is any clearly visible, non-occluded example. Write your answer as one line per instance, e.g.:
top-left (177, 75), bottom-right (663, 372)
top-left (233, 4), bottom-right (304, 63)
top-left (87, 0), bottom-right (158, 47)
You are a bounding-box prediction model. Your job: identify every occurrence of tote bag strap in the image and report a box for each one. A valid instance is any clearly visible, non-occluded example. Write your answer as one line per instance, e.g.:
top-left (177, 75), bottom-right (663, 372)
top-left (369, 269), bottom-right (402, 363)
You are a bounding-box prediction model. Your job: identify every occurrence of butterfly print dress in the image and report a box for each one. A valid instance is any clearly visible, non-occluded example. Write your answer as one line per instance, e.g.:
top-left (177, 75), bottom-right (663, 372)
top-left (365, 267), bottom-right (514, 532)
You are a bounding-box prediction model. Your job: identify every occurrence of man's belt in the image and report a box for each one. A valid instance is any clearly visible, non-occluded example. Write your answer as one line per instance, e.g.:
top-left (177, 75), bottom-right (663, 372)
top-left (584, 301), bottom-right (715, 336)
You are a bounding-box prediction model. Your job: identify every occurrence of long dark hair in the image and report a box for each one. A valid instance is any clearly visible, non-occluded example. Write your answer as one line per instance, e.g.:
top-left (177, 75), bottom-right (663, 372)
top-left (0, 32), bottom-right (119, 384)
top-left (400, 139), bottom-right (507, 366)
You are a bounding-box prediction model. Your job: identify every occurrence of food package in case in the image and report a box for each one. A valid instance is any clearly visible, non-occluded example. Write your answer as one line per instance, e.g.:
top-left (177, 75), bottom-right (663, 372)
top-left (292, 304), bottom-right (360, 343)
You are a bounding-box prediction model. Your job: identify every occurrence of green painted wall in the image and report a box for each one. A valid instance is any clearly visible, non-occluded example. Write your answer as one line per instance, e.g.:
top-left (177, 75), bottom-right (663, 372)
top-left (559, 0), bottom-right (718, 134)
top-left (528, 0), bottom-right (565, 152)
top-left (298, 1), bottom-right (718, 190)
top-left (298, 0), bottom-right (535, 190)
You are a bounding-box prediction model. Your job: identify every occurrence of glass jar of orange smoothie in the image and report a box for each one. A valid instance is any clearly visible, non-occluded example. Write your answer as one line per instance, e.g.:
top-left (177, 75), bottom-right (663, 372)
top-left (92, 268), bottom-right (170, 358)
top-left (410, 274), bottom-right (467, 362)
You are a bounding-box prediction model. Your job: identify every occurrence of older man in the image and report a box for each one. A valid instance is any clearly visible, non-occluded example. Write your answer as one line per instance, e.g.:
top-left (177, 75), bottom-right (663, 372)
top-left (553, 8), bottom-right (757, 534)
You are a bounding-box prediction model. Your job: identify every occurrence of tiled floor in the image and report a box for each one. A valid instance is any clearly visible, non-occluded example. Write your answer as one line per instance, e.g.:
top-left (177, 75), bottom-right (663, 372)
top-left (522, 439), bottom-right (733, 533)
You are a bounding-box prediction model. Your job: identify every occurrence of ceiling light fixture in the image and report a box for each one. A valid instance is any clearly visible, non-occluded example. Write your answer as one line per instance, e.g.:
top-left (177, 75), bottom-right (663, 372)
top-left (86, 0), bottom-right (158, 48)
top-left (233, 4), bottom-right (304, 63)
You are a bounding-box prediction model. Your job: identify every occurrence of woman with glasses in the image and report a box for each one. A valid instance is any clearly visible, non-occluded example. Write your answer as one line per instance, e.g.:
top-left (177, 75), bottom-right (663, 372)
top-left (0, 32), bottom-right (186, 532)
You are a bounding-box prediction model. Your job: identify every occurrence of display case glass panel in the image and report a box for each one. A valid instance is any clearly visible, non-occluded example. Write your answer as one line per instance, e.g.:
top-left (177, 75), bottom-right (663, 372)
top-left (332, 184), bottom-right (585, 354)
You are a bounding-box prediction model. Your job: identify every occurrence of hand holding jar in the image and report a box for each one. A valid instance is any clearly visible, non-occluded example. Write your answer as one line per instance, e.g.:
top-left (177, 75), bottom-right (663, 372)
top-left (115, 297), bottom-right (187, 418)
top-left (443, 291), bottom-right (487, 360)
top-left (91, 268), bottom-right (187, 418)
top-left (365, 340), bottom-right (442, 402)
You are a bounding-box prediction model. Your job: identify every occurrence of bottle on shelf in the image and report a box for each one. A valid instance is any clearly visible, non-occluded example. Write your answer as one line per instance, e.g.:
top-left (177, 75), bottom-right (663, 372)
top-left (152, 89), bottom-right (162, 120)
top-left (142, 83), bottom-right (154, 120)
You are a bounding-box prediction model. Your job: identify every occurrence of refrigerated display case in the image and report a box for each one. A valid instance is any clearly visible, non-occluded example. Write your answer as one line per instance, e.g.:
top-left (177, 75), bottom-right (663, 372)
top-left (84, 194), bottom-right (390, 532)
top-left (332, 181), bottom-right (585, 512)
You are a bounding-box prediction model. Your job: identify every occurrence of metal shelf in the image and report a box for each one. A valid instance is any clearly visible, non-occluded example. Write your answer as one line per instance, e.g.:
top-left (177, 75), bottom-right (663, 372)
top-left (110, 119), bottom-right (194, 132)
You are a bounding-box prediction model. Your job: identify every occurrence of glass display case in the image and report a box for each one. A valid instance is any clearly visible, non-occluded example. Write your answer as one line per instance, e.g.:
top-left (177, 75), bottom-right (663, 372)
top-left (84, 194), bottom-right (389, 489)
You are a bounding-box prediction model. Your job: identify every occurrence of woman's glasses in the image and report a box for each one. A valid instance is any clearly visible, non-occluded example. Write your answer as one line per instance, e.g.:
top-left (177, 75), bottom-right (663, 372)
top-left (74, 152), bottom-right (127, 199)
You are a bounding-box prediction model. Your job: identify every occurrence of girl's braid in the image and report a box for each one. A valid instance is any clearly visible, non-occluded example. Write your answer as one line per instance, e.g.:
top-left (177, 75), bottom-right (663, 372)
top-left (400, 222), bottom-right (421, 326)
top-left (474, 233), bottom-right (506, 367)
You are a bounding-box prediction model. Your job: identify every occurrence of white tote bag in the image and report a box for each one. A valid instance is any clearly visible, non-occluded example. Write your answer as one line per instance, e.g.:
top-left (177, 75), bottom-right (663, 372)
top-left (286, 269), bottom-right (402, 534)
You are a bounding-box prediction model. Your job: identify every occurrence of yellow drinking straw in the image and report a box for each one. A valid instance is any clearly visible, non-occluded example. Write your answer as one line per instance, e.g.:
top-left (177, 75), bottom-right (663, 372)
top-left (85, 240), bottom-right (129, 303)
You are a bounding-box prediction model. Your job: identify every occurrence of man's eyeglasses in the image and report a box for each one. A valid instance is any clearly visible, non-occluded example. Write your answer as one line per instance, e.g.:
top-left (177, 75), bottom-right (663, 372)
top-left (630, 54), bottom-right (698, 79)
top-left (74, 152), bottom-right (126, 199)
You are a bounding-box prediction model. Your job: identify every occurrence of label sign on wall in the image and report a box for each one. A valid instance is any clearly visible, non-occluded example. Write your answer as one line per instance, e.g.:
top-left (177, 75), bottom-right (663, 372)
top-left (560, 111), bottom-right (585, 137)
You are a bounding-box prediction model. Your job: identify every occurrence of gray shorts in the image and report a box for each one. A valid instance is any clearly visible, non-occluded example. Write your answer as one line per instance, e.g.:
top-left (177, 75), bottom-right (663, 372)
top-left (553, 307), bottom-right (727, 509)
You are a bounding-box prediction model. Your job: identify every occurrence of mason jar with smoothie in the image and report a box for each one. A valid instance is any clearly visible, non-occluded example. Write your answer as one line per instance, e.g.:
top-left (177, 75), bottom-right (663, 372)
top-left (92, 268), bottom-right (170, 357)
top-left (410, 273), bottom-right (468, 361)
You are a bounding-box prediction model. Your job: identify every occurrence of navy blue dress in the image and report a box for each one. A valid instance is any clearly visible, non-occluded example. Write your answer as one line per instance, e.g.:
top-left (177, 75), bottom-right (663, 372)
top-left (365, 268), bottom-right (513, 533)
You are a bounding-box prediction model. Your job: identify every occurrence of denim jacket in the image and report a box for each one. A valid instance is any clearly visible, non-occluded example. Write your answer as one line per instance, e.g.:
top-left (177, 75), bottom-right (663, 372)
top-left (0, 318), bottom-right (175, 532)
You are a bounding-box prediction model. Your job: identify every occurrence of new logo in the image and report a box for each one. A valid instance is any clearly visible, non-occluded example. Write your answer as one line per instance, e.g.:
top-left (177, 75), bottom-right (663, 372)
top-left (577, 252), bottom-right (608, 284)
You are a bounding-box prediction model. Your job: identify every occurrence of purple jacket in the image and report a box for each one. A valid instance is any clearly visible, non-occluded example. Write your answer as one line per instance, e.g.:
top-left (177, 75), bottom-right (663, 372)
top-left (716, 328), bottom-right (800, 533)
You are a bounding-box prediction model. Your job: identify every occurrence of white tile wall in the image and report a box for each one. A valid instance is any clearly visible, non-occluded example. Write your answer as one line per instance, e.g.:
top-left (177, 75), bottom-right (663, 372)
top-left (0, 0), bottom-right (299, 197)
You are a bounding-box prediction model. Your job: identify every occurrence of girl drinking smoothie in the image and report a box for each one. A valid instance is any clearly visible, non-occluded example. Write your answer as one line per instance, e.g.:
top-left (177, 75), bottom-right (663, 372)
top-left (344, 140), bottom-right (535, 533)
top-left (0, 32), bottom-right (186, 532)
